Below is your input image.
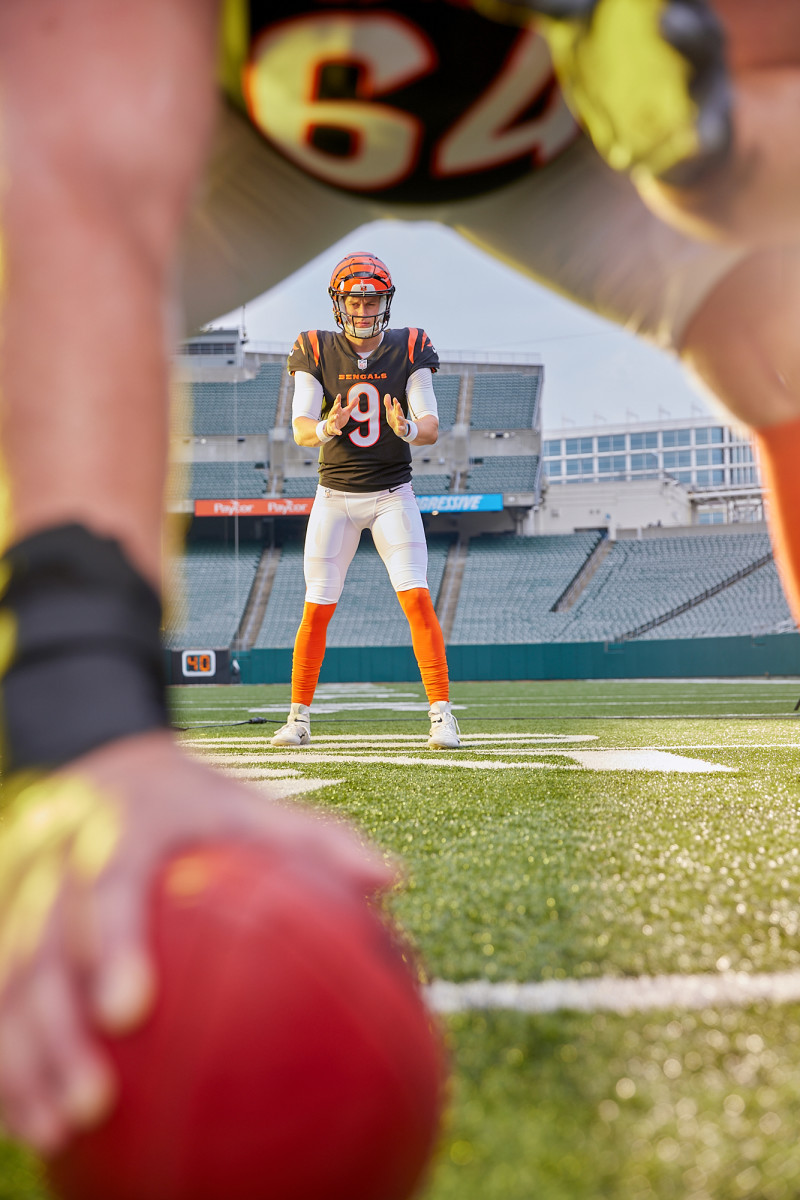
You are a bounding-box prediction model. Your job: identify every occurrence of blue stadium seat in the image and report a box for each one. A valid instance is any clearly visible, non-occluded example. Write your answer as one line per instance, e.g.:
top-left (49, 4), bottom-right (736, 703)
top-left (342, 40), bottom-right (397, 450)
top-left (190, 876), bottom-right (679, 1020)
top-left (432, 375), bottom-right (460, 431)
top-left (450, 532), bottom-right (602, 644)
top-left (414, 474), bottom-right (452, 495)
top-left (463, 456), bottom-right (539, 494)
top-left (282, 476), bottom-right (319, 497)
top-left (187, 462), bottom-right (267, 499)
top-left (470, 373), bottom-right (542, 430)
top-left (191, 363), bottom-right (282, 436)
top-left (165, 542), bottom-right (263, 648)
top-left (562, 532), bottom-right (779, 642)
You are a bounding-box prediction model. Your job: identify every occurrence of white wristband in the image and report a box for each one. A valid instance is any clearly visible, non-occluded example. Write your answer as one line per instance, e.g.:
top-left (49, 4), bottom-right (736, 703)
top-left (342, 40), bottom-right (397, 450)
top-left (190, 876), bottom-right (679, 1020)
top-left (401, 420), bottom-right (418, 443)
top-left (316, 419), bottom-right (334, 444)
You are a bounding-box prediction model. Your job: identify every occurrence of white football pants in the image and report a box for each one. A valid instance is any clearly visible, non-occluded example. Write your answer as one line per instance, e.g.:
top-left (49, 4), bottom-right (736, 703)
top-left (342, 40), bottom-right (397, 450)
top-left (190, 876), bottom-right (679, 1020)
top-left (303, 483), bottom-right (428, 604)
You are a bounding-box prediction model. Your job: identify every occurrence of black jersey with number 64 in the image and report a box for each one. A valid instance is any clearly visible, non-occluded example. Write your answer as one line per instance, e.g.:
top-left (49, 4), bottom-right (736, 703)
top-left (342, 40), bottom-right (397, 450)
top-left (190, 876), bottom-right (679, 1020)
top-left (288, 328), bottom-right (439, 492)
top-left (233, 1), bottom-right (578, 204)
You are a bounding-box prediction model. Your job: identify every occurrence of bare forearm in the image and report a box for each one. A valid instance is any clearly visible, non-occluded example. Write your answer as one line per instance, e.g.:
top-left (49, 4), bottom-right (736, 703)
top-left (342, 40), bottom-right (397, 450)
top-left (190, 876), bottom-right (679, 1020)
top-left (0, 0), bottom-right (221, 587)
top-left (293, 417), bottom-right (326, 447)
top-left (410, 416), bottom-right (439, 447)
top-left (636, 0), bottom-right (800, 245)
top-left (639, 68), bottom-right (800, 245)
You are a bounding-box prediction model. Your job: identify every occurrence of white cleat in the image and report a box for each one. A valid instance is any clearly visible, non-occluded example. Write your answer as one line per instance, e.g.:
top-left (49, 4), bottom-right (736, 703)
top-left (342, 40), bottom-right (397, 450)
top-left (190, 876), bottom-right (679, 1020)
top-left (271, 703), bottom-right (311, 747)
top-left (427, 700), bottom-right (461, 750)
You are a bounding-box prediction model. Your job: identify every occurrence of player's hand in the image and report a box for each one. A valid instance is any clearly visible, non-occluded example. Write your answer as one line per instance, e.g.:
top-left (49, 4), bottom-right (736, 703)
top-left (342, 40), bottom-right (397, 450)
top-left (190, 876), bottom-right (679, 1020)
top-left (477, 0), bottom-right (731, 186)
top-left (0, 730), bottom-right (394, 1153)
top-left (322, 393), bottom-right (359, 438)
top-left (384, 395), bottom-right (410, 438)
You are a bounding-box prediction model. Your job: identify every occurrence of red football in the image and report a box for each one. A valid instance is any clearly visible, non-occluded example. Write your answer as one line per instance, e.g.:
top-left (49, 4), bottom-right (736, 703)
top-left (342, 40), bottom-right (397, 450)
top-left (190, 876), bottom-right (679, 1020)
top-left (47, 842), bottom-right (445, 1200)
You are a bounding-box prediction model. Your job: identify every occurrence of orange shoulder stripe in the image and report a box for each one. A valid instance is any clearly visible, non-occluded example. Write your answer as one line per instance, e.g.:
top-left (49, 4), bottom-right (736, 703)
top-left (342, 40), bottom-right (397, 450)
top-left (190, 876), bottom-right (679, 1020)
top-left (307, 330), bottom-right (320, 366)
top-left (407, 328), bottom-right (419, 363)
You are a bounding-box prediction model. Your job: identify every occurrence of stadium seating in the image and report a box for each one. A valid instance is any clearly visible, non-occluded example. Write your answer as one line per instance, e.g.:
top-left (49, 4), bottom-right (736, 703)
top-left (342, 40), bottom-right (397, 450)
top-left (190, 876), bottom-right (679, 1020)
top-left (190, 363), bottom-right (282, 435)
top-left (449, 531), bottom-right (784, 645)
top-left (432, 374), bottom-right (460, 430)
top-left (470, 372), bottom-right (542, 430)
top-left (165, 541), bottom-right (263, 649)
top-left (560, 532), bottom-right (775, 643)
top-left (413, 474), bottom-right (452, 495)
top-left (252, 541), bottom-right (306, 649)
top-left (637, 559), bottom-right (794, 639)
top-left (166, 529), bottom-right (792, 652)
top-left (462, 455), bottom-right (539, 494)
top-left (450, 532), bottom-right (603, 644)
top-left (282, 475), bottom-right (319, 497)
top-left (282, 475), bottom-right (451, 498)
top-left (187, 462), bottom-right (267, 499)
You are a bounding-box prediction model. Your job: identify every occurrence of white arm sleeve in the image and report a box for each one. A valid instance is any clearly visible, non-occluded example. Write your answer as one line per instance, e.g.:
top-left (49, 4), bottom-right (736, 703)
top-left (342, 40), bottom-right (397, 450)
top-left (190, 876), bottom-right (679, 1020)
top-left (291, 372), bottom-right (325, 423)
top-left (406, 368), bottom-right (439, 421)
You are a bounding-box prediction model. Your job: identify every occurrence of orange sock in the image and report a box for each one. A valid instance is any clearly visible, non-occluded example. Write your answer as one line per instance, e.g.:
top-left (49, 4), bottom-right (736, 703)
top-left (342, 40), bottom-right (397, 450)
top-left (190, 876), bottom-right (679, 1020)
top-left (291, 601), bottom-right (337, 706)
top-left (756, 416), bottom-right (800, 625)
top-left (396, 587), bottom-right (449, 704)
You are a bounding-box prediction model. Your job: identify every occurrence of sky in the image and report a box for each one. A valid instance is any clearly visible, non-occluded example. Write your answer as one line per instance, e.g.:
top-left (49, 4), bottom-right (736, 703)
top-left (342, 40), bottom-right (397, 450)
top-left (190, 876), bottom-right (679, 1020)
top-left (210, 219), bottom-right (720, 435)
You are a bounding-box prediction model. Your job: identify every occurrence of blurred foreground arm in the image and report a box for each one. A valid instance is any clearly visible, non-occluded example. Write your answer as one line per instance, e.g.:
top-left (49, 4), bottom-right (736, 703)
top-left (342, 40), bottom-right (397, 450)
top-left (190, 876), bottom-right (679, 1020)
top-left (475, 0), bottom-right (800, 244)
top-left (0, 0), bottom-right (391, 1155)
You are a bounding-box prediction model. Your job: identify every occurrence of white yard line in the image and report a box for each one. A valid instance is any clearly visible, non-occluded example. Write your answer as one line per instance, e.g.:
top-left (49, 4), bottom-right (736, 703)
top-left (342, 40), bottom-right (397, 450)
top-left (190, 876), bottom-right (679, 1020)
top-left (197, 752), bottom-right (559, 770)
top-left (427, 970), bottom-right (800, 1016)
top-left (181, 736), bottom-right (799, 751)
top-left (198, 750), bottom-right (733, 773)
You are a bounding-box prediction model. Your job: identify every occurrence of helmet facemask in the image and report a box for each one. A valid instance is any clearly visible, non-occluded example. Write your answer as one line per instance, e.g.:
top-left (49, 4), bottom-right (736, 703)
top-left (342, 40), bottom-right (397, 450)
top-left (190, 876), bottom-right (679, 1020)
top-left (332, 287), bottom-right (392, 339)
top-left (328, 253), bottom-right (395, 340)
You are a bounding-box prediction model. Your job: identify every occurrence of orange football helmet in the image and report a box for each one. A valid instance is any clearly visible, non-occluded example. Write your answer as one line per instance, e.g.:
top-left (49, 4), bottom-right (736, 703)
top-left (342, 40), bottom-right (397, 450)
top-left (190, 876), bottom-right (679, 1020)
top-left (328, 252), bottom-right (395, 339)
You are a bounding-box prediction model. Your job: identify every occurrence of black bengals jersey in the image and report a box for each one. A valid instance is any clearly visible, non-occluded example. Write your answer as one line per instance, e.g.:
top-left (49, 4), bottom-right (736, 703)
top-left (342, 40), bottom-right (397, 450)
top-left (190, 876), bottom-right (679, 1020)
top-left (222, 1), bottom-right (578, 204)
top-left (288, 327), bottom-right (439, 492)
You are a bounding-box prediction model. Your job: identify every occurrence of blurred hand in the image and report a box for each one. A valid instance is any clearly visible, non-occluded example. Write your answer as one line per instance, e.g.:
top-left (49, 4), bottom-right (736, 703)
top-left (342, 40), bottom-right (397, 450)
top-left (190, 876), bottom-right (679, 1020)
top-left (0, 730), bottom-right (394, 1153)
top-left (324, 393), bottom-right (359, 437)
top-left (478, 0), bottom-right (731, 185)
top-left (384, 394), bottom-right (410, 437)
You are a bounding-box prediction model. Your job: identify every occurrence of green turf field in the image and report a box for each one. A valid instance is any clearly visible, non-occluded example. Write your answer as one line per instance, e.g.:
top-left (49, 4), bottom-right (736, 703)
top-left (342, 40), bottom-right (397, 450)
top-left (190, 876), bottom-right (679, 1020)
top-left (6, 678), bottom-right (800, 1199)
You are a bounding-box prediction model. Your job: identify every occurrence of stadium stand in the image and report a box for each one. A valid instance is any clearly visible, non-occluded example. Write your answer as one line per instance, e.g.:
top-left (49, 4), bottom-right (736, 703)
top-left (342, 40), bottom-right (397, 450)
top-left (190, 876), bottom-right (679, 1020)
top-left (637, 559), bottom-right (794, 639)
top-left (470, 372), bottom-right (541, 430)
top-left (188, 462), bottom-right (267, 499)
top-left (559, 532), bottom-right (775, 643)
top-left (254, 534), bottom-right (454, 648)
top-left (450, 532), bottom-right (603, 644)
top-left (282, 475), bottom-right (319, 497)
top-left (165, 528), bottom-right (792, 653)
top-left (431, 374), bottom-right (460, 430)
top-left (165, 541), bottom-right (263, 648)
top-left (413, 474), bottom-right (452, 495)
top-left (448, 530), bottom-right (785, 645)
top-left (252, 541), bottom-right (306, 649)
top-left (463, 455), bottom-right (539, 494)
top-left (190, 363), bottom-right (282, 435)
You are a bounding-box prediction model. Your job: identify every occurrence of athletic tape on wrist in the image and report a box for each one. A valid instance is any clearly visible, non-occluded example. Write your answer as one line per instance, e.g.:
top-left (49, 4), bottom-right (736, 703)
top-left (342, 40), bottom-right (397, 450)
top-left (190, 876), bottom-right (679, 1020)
top-left (401, 420), bottom-right (418, 443)
top-left (0, 524), bottom-right (169, 775)
top-left (316, 419), bottom-right (334, 444)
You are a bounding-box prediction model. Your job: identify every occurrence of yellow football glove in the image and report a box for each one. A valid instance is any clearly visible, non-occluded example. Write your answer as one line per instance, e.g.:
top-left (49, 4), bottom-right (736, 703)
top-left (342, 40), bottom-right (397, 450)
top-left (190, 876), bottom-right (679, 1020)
top-left (472, 0), bottom-right (732, 186)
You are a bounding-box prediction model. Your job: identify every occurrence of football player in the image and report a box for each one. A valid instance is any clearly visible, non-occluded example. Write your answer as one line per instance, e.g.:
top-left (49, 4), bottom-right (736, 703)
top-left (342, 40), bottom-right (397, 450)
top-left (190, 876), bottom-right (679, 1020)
top-left (271, 253), bottom-right (461, 750)
top-left (1, 0), bottom-right (800, 1156)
